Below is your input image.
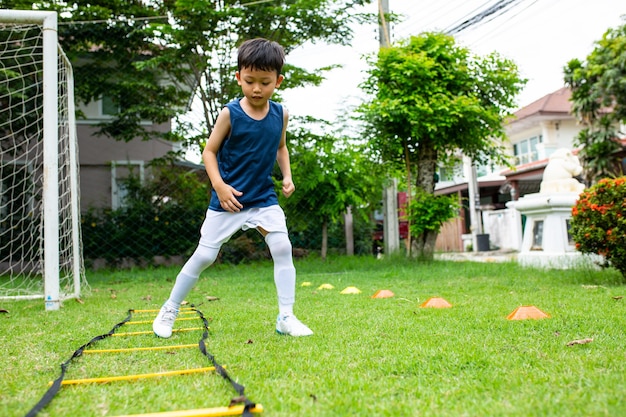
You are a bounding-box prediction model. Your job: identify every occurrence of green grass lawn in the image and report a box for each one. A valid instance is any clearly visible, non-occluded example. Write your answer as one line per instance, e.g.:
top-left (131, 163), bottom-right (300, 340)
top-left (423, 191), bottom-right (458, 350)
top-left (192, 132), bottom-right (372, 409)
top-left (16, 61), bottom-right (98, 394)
top-left (2, 256), bottom-right (625, 417)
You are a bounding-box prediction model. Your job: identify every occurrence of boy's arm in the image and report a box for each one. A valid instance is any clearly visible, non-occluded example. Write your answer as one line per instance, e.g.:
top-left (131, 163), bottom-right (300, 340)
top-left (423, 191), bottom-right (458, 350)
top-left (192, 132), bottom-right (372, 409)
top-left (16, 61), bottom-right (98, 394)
top-left (203, 108), bottom-right (244, 212)
top-left (276, 107), bottom-right (294, 198)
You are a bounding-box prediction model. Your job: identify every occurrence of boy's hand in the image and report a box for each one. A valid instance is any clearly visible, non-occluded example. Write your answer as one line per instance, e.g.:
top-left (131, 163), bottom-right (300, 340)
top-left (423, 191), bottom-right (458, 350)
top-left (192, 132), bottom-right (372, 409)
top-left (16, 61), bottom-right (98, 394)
top-left (282, 178), bottom-right (295, 198)
top-left (215, 183), bottom-right (243, 212)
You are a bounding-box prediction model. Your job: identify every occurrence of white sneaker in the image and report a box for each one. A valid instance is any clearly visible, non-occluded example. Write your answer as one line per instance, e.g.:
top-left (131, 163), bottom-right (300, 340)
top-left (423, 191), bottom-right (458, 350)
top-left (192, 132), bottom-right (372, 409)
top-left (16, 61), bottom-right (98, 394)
top-left (153, 304), bottom-right (179, 338)
top-left (276, 314), bottom-right (313, 337)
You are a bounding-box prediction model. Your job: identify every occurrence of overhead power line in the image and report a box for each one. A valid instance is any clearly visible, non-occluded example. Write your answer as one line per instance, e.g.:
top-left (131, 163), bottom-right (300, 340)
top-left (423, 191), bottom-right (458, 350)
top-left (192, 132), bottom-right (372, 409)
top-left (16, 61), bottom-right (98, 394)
top-left (463, 0), bottom-right (540, 48)
top-left (442, 0), bottom-right (495, 34)
top-left (445, 0), bottom-right (525, 35)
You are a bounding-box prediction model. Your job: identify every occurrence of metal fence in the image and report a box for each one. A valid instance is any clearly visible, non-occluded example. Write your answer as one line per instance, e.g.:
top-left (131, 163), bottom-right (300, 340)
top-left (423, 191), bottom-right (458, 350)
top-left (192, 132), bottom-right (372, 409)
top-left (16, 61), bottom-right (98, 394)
top-left (80, 162), bottom-right (378, 269)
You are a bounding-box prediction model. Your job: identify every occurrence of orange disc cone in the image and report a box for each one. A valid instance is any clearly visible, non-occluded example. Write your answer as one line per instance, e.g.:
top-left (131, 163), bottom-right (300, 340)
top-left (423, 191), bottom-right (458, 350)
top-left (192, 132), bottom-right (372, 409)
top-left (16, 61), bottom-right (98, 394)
top-left (420, 297), bottom-right (452, 308)
top-left (371, 289), bottom-right (394, 298)
top-left (506, 306), bottom-right (550, 320)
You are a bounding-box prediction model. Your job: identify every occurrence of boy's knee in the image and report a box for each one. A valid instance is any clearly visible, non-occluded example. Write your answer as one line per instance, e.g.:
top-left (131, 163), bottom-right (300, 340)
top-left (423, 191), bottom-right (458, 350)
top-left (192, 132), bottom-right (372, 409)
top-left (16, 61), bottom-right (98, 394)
top-left (181, 244), bottom-right (219, 276)
top-left (265, 232), bottom-right (292, 258)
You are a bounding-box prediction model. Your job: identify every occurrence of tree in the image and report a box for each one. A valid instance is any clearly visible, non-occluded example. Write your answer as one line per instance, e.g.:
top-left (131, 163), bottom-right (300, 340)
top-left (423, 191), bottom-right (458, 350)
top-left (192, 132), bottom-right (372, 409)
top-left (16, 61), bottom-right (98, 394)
top-left (158, 0), bottom-right (372, 154)
top-left (564, 17), bottom-right (626, 185)
top-left (2, 0), bottom-right (191, 143)
top-left (6, 0), bottom-right (373, 151)
top-left (280, 117), bottom-right (383, 260)
top-left (359, 32), bottom-right (525, 260)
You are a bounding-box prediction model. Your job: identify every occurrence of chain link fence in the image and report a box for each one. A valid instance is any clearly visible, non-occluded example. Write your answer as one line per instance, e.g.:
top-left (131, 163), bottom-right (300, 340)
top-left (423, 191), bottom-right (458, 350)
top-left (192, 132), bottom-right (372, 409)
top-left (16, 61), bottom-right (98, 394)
top-left (80, 160), bottom-right (379, 269)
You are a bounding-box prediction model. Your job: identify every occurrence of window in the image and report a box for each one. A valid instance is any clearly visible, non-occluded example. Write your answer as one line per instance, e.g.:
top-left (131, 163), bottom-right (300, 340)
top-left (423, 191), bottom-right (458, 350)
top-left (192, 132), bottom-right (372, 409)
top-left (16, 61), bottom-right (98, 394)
top-left (101, 94), bottom-right (119, 116)
top-left (513, 135), bottom-right (543, 165)
top-left (438, 160), bottom-right (464, 182)
top-left (438, 166), bottom-right (455, 182)
top-left (476, 163), bottom-right (490, 177)
top-left (111, 161), bottom-right (144, 209)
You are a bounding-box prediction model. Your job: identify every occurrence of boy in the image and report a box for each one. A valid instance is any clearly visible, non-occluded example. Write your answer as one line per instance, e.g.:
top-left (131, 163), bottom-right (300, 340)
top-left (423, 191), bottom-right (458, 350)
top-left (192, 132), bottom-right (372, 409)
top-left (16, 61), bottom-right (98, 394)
top-left (153, 38), bottom-right (313, 338)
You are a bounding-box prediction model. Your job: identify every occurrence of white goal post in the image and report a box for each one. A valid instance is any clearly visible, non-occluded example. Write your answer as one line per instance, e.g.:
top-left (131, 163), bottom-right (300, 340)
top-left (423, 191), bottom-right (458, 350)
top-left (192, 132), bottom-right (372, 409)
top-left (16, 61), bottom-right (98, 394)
top-left (0, 10), bottom-right (85, 310)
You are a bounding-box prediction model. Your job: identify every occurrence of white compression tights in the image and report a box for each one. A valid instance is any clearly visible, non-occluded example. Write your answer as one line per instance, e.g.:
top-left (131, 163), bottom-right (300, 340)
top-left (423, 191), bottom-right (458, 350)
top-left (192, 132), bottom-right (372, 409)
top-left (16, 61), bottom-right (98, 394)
top-left (265, 232), bottom-right (296, 315)
top-left (165, 231), bottom-right (296, 316)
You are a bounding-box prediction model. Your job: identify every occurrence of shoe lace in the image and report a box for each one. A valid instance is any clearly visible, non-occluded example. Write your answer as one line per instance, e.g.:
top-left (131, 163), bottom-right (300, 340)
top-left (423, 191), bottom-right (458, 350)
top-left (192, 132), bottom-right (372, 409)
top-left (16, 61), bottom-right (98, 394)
top-left (160, 308), bottom-right (178, 325)
top-left (283, 315), bottom-right (303, 327)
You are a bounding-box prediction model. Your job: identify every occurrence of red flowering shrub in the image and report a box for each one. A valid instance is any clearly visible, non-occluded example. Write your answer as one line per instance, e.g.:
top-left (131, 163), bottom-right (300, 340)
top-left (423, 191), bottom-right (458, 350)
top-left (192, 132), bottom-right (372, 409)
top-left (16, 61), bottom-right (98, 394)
top-left (570, 177), bottom-right (626, 278)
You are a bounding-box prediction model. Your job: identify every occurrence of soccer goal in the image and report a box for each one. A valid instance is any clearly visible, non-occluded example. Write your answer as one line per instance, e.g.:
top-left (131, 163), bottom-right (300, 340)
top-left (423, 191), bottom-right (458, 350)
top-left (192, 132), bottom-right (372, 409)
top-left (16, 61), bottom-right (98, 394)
top-left (0, 10), bottom-right (86, 310)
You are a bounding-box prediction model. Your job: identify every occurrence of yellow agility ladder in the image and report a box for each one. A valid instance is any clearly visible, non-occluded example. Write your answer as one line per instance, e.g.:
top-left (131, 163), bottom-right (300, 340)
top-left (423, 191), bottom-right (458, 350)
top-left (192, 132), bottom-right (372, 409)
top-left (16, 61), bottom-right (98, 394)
top-left (24, 307), bottom-right (261, 417)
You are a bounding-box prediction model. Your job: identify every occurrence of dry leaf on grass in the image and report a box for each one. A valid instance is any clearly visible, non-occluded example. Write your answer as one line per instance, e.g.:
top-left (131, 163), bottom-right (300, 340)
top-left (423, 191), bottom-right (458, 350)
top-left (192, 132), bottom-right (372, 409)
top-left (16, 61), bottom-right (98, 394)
top-left (206, 296), bottom-right (220, 301)
top-left (613, 296), bottom-right (623, 300)
top-left (566, 338), bottom-right (593, 346)
top-left (0, 308), bottom-right (8, 314)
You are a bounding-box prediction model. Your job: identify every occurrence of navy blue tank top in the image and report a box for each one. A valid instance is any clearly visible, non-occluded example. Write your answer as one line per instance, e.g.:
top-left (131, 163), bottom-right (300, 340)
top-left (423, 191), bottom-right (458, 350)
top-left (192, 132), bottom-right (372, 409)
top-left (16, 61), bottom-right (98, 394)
top-left (209, 99), bottom-right (283, 211)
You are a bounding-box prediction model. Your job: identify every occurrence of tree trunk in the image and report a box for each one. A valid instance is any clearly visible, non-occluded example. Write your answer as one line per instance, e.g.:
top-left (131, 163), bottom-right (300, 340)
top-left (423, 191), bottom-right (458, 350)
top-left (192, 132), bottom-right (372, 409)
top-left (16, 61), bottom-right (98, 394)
top-left (321, 220), bottom-right (328, 260)
top-left (416, 140), bottom-right (438, 194)
top-left (411, 140), bottom-right (439, 260)
top-left (412, 230), bottom-right (438, 261)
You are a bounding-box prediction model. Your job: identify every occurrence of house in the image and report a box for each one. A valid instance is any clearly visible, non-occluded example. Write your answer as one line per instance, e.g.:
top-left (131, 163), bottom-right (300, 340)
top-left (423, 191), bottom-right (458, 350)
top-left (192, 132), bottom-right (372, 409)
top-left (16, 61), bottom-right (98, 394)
top-left (499, 87), bottom-right (581, 200)
top-left (77, 102), bottom-right (173, 210)
top-left (76, 94), bottom-right (202, 212)
top-left (434, 87), bottom-right (586, 252)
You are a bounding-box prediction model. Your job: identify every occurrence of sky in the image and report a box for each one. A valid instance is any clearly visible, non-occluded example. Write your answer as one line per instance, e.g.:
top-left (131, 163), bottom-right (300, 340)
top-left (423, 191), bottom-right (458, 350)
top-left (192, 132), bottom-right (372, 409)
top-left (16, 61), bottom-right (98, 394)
top-left (280, 0), bottom-right (626, 122)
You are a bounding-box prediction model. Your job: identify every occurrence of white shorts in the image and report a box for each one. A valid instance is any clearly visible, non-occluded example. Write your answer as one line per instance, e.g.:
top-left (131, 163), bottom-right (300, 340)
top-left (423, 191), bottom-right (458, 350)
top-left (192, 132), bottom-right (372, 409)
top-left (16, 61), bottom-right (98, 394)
top-left (198, 205), bottom-right (288, 248)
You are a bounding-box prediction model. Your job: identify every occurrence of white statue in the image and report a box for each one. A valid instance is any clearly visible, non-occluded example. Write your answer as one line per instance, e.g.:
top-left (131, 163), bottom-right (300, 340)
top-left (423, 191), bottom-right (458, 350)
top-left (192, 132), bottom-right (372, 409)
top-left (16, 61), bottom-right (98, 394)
top-left (539, 148), bottom-right (586, 194)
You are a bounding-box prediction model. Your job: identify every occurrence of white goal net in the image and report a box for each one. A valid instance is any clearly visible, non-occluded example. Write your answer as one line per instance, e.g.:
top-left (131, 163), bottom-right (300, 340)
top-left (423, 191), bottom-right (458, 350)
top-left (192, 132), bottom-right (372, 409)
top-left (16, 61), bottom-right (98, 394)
top-left (0, 10), bottom-right (86, 310)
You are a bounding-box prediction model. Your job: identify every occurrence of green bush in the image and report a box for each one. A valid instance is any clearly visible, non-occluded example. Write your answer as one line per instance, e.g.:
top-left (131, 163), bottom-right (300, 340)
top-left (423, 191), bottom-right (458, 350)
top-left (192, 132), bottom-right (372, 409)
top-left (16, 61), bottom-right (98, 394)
top-left (407, 189), bottom-right (460, 236)
top-left (570, 176), bottom-right (626, 278)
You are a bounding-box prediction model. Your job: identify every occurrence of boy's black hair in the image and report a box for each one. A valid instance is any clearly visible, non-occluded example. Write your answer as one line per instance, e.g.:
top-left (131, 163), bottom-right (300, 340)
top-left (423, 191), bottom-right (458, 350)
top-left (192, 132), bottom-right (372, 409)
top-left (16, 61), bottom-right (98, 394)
top-left (237, 38), bottom-right (285, 75)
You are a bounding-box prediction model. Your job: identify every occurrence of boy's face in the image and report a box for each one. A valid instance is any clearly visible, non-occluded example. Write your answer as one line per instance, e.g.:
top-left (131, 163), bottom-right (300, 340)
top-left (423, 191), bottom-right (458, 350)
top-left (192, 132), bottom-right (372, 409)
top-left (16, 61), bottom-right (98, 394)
top-left (236, 67), bottom-right (284, 107)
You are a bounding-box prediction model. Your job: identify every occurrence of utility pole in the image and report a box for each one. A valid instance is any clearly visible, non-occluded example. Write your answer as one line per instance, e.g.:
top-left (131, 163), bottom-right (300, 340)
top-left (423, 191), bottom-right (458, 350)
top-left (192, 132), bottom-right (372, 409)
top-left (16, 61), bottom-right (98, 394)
top-left (464, 156), bottom-right (483, 251)
top-left (378, 0), bottom-right (391, 47)
top-left (378, 0), bottom-right (400, 255)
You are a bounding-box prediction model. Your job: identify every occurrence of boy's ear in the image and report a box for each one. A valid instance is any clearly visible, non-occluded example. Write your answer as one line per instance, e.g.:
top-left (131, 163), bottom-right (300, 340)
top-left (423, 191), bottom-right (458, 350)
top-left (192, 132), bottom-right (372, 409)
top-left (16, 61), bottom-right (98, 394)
top-left (235, 71), bottom-right (242, 85)
top-left (276, 74), bottom-right (284, 88)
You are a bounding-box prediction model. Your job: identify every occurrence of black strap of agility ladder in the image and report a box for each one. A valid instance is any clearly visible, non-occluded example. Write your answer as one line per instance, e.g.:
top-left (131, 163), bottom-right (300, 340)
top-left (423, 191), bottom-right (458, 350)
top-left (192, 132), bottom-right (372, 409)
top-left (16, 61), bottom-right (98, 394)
top-left (24, 309), bottom-right (134, 417)
top-left (192, 307), bottom-right (257, 417)
top-left (25, 308), bottom-right (257, 417)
